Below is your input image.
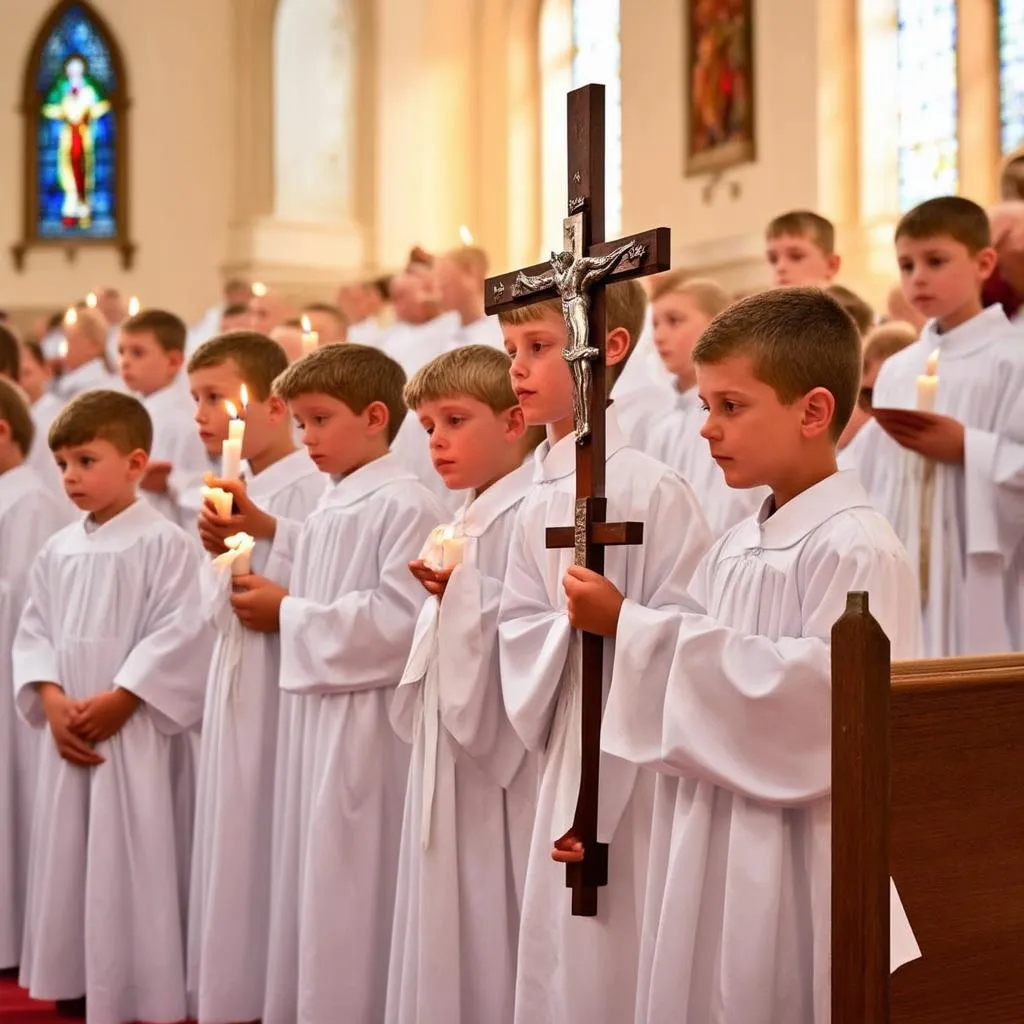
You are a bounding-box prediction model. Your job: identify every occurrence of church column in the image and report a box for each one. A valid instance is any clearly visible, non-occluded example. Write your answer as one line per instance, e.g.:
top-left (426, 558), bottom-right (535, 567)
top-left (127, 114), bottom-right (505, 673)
top-left (956, 0), bottom-right (999, 206)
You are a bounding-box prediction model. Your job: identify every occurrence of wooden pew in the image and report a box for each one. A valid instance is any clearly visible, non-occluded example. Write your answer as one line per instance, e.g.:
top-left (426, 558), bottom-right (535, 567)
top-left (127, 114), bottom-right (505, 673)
top-left (831, 593), bottom-right (1024, 1023)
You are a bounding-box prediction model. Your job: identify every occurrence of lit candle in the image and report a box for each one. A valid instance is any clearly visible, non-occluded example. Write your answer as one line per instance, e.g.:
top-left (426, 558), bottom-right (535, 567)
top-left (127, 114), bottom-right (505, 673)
top-left (58, 339), bottom-right (69, 360)
top-left (915, 348), bottom-right (939, 411)
top-left (128, 295), bottom-right (140, 316)
top-left (224, 532), bottom-right (256, 576)
top-left (85, 292), bottom-right (97, 308)
top-left (222, 398), bottom-right (245, 479)
top-left (440, 525), bottom-right (465, 569)
top-left (300, 314), bottom-right (319, 356)
top-left (459, 225), bottom-right (474, 246)
top-left (252, 281), bottom-right (267, 298)
top-left (201, 486), bottom-right (234, 519)
top-left (64, 307), bottom-right (78, 327)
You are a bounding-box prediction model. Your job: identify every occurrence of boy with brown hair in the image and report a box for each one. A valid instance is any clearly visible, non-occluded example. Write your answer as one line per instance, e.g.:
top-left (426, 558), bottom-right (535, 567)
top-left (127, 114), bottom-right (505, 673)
top-left (765, 209), bottom-right (841, 288)
top-left (184, 331), bottom-right (323, 1024)
top-left (54, 307), bottom-right (121, 400)
top-left (13, 390), bottom-right (212, 1023)
top-left (563, 287), bottom-right (921, 1023)
top-left (434, 245), bottom-right (506, 349)
top-left (117, 308), bottom-right (210, 528)
top-left (299, 301), bottom-right (348, 345)
top-left (387, 345), bottom-right (542, 1024)
top-left (871, 195), bottom-right (1024, 656)
top-left (826, 282), bottom-right (875, 334)
top-left (215, 344), bottom-right (443, 1024)
top-left (496, 280), bottom-right (711, 1024)
top-left (0, 379), bottom-right (70, 972)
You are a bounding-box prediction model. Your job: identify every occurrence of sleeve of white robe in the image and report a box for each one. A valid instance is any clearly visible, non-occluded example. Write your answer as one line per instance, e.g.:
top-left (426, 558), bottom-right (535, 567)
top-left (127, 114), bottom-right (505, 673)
top-left (263, 515), bottom-right (304, 585)
top-left (113, 531), bottom-right (215, 733)
top-left (437, 565), bottom-right (526, 787)
top-left (12, 550), bottom-right (60, 728)
top-left (602, 532), bottom-right (920, 805)
top-left (278, 499), bottom-right (435, 694)
top-left (497, 501), bottom-right (573, 753)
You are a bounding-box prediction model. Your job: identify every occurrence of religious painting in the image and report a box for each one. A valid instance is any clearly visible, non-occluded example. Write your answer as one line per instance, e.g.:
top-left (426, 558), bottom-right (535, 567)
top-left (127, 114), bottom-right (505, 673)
top-left (685, 0), bottom-right (756, 176)
top-left (14, 1), bottom-right (134, 270)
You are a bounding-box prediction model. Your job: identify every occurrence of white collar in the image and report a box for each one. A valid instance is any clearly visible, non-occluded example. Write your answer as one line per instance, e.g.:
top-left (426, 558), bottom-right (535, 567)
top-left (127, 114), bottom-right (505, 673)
top-left (532, 405), bottom-right (631, 483)
top-left (724, 470), bottom-right (871, 553)
top-left (920, 304), bottom-right (1013, 361)
top-left (456, 457), bottom-right (534, 537)
top-left (320, 452), bottom-right (417, 509)
top-left (246, 448), bottom-right (319, 502)
top-left (65, 496), bottom-right (159, 551)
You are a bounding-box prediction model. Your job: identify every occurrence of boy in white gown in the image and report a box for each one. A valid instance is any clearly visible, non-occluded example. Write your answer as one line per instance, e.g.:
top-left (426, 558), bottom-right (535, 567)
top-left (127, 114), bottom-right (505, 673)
top-left (12, 390), bottom-right (213, 1024)
top-left (219, 345), bottom-right (442, 1024)
top-left (0, 381), bottom-right (71, 970)
top-left (185, 334), bottom-right (323, 1024)
top-left (53, 307), bottom-right (121, 402)
top-left (643, 273), bottom-right (766, 535)
top-left (870, 196), bottom-right (1024, 655)
top-left (497, 281), bottom-right (711, 1024)
top-left (16, 339), bottom-right (66, 496)
top-left (387, 347), bottom-right (542, 1024)
top-left (564, 288), bottom-right (921, 1024)
top-left (116, 309), bottom-right (210, 531)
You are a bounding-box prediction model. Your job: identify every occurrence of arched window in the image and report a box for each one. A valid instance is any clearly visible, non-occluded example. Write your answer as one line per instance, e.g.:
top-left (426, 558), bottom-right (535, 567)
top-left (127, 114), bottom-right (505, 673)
top-left (999, 0), bottom-right (1024, 154)
top-left (15, 0), bottom-right (131, 270)
top-left (895, 0), bottom-right (959, 210)
top-left (539, 0), bottom-right (621, 254)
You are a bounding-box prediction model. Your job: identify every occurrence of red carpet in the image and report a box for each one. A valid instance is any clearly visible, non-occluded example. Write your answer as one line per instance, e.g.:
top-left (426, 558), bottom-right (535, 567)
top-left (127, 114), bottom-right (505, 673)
top-left (0, 974), bottom-right (59, 1022)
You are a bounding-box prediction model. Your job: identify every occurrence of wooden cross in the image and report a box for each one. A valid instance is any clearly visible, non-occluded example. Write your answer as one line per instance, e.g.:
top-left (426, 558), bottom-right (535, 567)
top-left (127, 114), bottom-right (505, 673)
top-left (484, 84), bottom-right (670, 916)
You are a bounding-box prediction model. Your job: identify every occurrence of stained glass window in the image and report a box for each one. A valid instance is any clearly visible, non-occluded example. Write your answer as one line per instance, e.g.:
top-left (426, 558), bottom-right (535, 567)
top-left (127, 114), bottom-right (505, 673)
top-left (31, 3), bottom-right (119, 239)
top-left (896, 0), bottom-right (959, 211)
top-left (572, 0), bottom-right (622, 237)
top-left (999, 0), bottom-right (1024, 153)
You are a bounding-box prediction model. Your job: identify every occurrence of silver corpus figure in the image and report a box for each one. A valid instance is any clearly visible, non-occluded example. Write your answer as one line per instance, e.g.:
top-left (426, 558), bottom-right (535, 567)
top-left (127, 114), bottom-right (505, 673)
top-left (513, 239), bottom-right (646, 441)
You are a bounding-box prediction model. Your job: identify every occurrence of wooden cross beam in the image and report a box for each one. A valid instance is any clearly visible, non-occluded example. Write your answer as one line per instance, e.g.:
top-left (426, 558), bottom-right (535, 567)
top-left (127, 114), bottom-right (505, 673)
top-left (484, 83), bottom-right (670, 917)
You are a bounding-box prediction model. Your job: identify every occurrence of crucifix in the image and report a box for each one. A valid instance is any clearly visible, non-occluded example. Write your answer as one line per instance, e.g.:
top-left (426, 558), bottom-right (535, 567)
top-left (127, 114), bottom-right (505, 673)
top-left (484, 83), bottom-right (671, 916)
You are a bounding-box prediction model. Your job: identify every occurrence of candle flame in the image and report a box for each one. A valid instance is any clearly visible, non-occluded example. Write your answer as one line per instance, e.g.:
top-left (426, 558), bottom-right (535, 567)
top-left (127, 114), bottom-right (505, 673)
top-left (459, 225), bottom-right (474, 246)
top-left (128, 296), bottom-right (140, 316)
top-left (85, 292), bottom-right (97, 308)
top-left (225, 532), bottom-right (255, 551)
top-left (252, 281), bottom-right (267, 298)
top-left (64, 307), bottom-right (78, 327)
top-left (301, 314), bottom-right (312, 333)
top-left (58, 339), bottom-right (69, 359)
top-left (240, 384), bottom-right (249, 409)
top-left (926, 348), bottom-right (939, 376)
top-left (225, 399), bottom-right (239, 420)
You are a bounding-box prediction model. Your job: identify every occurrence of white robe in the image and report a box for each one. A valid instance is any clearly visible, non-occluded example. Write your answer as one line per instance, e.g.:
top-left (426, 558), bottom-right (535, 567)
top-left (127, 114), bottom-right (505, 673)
top-left (52, 358), bottom-right (122, 402)
top-left (453, 314), bottom-right (506, 350)
top-left (603, 470), bottom-right (922, 1024)
top-left (387, 459), bottom-right (537, 1024)
top-left (0, 466), bottom-right (72, 969)
top-left (836, 418), bottom-right (893, 508)
top-left (263, 455), bottom-right (442, 1024)
top-left (27, 392), bottom-right (66, 497)
top-left (872, 304), bottom-right (1024, 655)
top-left (187, 450), bottom-right (324, 1024)
top-left (610, 305), bottom-right (675, 398)
top-left (12, 500), bottom-right (214, 1024)
top-left (348, 316), bottom-right (384, 347)
top-left (612, 383), bottom-right (676, 454)
top-left (140, 377), bottom-right (211, 531)
top-left (383, 313), bottom-right (460, 377)
top-left (498, 410), bottom-right (711, 1024)
top-left (646, 386), bottom-right (768, 537)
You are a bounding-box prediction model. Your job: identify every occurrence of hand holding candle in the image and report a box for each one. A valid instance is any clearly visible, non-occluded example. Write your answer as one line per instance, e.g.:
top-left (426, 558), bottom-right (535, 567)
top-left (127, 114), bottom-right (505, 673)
top-left (224, 532), bottom-right (256, 576)
top-left (221, 386), bottom-right (248, 479)
top-left (915, 348), bottom-right (939, 411)
top-left (419, 523), bottom-right (466, 571)
top-left (201, 486), bottom-right (234, 519)
top-left (300, 315), bottom-right (319, 356)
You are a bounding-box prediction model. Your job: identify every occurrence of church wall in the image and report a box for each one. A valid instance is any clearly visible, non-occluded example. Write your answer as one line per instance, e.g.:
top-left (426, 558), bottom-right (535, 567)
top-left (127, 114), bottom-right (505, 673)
top-left (620, 0), bottom-right (821, 294)
top-left (0, 0), bottom-right (233, 324)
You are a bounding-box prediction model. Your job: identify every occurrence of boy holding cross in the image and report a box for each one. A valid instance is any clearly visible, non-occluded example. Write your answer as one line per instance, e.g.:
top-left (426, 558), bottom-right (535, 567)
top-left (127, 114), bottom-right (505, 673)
top-left (497, 278), bottom-right (711, 1024)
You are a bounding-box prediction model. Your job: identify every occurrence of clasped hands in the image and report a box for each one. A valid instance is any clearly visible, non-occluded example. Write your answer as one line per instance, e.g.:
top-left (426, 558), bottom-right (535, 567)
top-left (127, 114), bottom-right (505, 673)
top-left (198, 475), bottom-right (286, 633)
top-left (872, 409), bottom-right (965, 464)
top-left (38, 682), bottom-right (140, 767)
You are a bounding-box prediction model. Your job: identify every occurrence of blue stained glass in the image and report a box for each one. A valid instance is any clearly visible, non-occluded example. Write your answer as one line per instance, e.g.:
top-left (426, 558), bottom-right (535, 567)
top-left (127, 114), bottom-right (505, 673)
top-left (896, 0), bottom-right (959, 211)
top-left (32, 3), bottom-right (118, 240)
top-left (999, 0), bottom-right (1024, 153)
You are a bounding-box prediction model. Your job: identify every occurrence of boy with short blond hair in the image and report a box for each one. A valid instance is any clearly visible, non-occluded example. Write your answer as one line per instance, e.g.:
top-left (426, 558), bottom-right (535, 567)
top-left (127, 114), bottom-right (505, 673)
top-left (118, 308), bottom-right (210, 528)
top-left (643, 272), bottom-right (766, 535)
top-left (13, 389), bottom-right (212, 1023)
top-left (564, 287), bottom-right (921, 1023)
top-left (871, 194), bottom-right (1024, 656)
top-left (53, 306), bottom-right (120, 400)
top-left (387, 345), bottom-right (542, 1024)
top-left (765, 209), bottom-right (841, 288)
top-left (497, 281), bottom-right (711, 1024)
top-left (184, 331), bottom-right (323, 1024)
top-left (215, 343), bottom-right (443, 1024)
top-left (300, 301), bottom-right (348, 345)
top-left (435, 245), bottom-right (506, 349)
top-left (0, 379), bottom-right (70, 971)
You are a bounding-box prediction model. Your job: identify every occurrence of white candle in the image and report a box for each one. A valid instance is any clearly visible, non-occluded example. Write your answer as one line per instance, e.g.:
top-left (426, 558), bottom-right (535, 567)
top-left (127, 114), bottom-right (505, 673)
top-left (915, 348), bottom-right (939, 411)
top-left (58, 339), bottom-right (69, 360)
top-left (440, 526), bottom-right (465, 570)
top-left (225, 532), bottom-right (256, 576)
top-left (300, 315), bottom-right (319, 356)
top-left (128, 296), bottom-right (140, 317)
top-left (252, 281), bottom-right (267, 298)
top-left (85, 292), bottom-right (97, 308)
top-left (222, 399), bottom-right (244, 479)
top-left (64, 307), bottom-right (77, 327)
top-left (459, 225), bottom-right (474, 245)
top-left (201, 486), bottom-right (233, 519)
